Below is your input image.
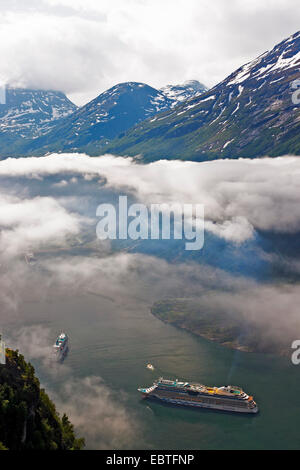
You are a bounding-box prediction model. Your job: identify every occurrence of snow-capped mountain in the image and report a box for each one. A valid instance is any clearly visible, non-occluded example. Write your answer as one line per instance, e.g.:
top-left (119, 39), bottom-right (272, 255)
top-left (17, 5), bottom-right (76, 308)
top-left (105, 31), bottom-right (300, 161)
top-left (160, 80), bottom-right (207, 106)
top-left (0, 88), bottom-right (76, 137)
top-left (3, 27), bottom-right (300, 162)
top-left (1, 79), bottom-right (208, 157)
top-left (0, 87), bottom-right (77, 155)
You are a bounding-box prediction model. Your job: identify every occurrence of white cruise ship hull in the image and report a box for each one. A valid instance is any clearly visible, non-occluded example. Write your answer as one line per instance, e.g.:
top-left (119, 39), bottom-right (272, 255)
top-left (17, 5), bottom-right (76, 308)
top-left (138, 377), bottom-right (259, 414)
top-left (147, 394), bottom-right (258, 413)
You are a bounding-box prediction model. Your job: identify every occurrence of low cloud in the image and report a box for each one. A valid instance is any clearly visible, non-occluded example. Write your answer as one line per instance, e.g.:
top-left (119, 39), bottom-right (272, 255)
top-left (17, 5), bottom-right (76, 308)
top-left (187, 283), bottom-right (300, 351)
top-left (9, 324), bottom-right (139, 449)
top-left (1, 153), bottom-right (300, 448)
top-left (54, 376), bottom-right (140, 449)
top-left (9, 325), bottom-right (71, 377)
top-left (1, 154), bottom-right (300, 243)
top-left (0, 191), bottom-right (84, 258)
top-left (0, 1), bottom-right (299, 104)
top-left (6, 251), bottom-right (300, 360)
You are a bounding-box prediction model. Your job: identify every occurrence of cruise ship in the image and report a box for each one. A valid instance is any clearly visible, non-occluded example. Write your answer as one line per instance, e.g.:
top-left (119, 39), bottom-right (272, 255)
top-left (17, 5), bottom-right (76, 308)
top-left (138, 377), bottom-right (258, 414)
top-left (53, 332), bottom-right (69, 362)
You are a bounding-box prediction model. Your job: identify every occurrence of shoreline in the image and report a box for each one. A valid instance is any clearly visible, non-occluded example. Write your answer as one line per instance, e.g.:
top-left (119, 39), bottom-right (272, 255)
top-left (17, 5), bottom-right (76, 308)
top-left (151, 300), bottom-right (288, 357)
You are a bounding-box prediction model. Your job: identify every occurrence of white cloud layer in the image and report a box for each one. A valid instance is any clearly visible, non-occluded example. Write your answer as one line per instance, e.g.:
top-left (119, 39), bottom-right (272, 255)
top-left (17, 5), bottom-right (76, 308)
top-left (1, 153), bottom-right (300, 243)
top-left (2, 151), bottom-right (300, 447)
top-left (0, 192), bottom-right (82, 257)
top-left (1, 152), bottom-right (300, 361)
top-left (54, 376), bottom-right (140, 449)
top-left (0, 0), bottom-right (299, 104)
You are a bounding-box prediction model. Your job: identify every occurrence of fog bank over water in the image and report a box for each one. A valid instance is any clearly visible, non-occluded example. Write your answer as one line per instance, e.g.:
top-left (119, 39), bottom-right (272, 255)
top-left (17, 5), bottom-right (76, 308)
top-left (1, 152), bottom-right (300, 353)
top-left (1, 153), bottom-right (300, 244)
top-left (1, 153), bottom-right (300, 447)
top-left (7, 324), bottom-right (141, 450)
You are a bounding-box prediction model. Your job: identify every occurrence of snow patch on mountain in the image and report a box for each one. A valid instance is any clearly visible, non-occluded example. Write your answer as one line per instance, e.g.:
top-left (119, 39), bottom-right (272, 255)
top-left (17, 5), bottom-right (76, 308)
top-left (0, 88), bottom-right (77, 139)
top-left (160, 80), bottom-right (207, 106)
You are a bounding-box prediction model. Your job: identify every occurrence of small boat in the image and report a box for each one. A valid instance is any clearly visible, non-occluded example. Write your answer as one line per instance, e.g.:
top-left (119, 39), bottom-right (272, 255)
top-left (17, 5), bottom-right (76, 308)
top-left (146, 363), bottom-right (155, 371)
top-left (24, 252), bottom-right (37, 265)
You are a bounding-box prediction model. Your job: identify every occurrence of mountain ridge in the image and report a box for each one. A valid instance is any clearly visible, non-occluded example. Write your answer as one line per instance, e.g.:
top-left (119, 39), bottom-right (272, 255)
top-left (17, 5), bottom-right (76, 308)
top-left (1, 31), bottom-right (299, 161)
top-left (102, 31), bottom-right (300, 161)
top-left (18, 80), bottom-right (207, 156)
top-left (0, 87), bottom-right (77, 155)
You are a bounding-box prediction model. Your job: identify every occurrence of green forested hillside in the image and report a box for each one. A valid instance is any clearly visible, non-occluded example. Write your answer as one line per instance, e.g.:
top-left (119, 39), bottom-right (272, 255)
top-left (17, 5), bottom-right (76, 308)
top-left (0, 349), bottom-right (84, 450)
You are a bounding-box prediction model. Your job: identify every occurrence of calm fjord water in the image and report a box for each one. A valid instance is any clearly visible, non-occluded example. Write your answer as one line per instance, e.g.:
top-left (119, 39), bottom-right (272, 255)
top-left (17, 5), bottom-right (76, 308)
top-left (15, 291), bottom-right (300, 450)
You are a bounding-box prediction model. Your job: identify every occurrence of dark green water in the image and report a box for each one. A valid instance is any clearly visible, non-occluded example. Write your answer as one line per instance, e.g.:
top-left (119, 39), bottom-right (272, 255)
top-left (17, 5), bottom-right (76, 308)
top-left (11, 289), bottom-right (300, 450)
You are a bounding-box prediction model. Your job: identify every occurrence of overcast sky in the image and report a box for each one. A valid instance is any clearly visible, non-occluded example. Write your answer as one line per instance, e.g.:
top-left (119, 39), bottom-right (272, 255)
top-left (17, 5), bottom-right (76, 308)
top-left (0, 0), bottom-right (299, 105)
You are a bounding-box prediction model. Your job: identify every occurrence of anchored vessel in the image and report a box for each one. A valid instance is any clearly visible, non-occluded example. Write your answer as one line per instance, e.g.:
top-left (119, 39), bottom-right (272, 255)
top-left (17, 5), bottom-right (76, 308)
top-left (53, 332), bottom-right (69, 362)
top-left (24, 252), bottom-right (37, 265)
top-left (138, 377), bottom-right (258, 414)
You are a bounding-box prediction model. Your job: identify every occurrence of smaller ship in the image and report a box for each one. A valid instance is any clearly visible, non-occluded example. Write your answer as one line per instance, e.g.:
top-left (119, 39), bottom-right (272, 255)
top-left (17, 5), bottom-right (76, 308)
top-left (138, 377), bottom-right (258, 414)
top-left (24, 252), bottom-right (37, 266)
top-left (146, 363), bottom-right (155, 371)
top-left (53, 332), bottom-right (69, 362)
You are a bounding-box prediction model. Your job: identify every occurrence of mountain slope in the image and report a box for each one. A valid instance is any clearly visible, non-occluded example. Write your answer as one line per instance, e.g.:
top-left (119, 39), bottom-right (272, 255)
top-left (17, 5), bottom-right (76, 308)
top-left (24, 82), bottom-right (176, 155)
top-left (105, 31), bottom-right (300, 162)
top-left (13, 80), bottom-right (207, 156)
top-left (0, 88), bottom-right (77, 155)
